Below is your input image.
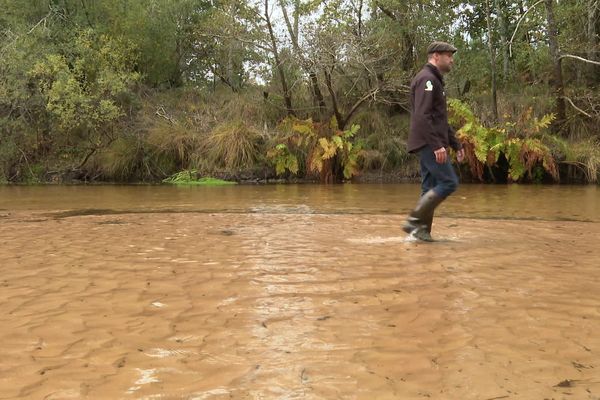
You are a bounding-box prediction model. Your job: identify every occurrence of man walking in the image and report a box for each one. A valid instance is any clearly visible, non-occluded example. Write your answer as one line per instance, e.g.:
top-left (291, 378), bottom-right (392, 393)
top-left (403, 41), bottom-right (465, 241)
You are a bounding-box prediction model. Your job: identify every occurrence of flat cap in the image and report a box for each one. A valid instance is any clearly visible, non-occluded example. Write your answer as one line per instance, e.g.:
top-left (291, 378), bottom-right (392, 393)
top-left (427, 41), bottom-right (457, 54)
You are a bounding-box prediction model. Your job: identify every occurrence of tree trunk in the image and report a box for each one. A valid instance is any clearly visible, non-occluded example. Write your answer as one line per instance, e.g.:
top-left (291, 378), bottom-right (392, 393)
top-left (544, 0), bottom-right (567, 129)
top-left (375, 2), bottom-right (415, 70)
top-left (308, 71), bottom-right (327, 117)
top-left (265, 0), bottom-right (294, 116)
top-left (587, 0), bottom-right (599, 84)
top-left (486, 0), bottom-right (499, 121)
top-left (227, 41), bottom-right (234, 90)
top-left (518, 0), bottom-right (532, 44)
top-left (324, 67), bottom-right (344, 129)
top-left (278, 0), bottom-right (326, 117)
top-left (357, 0), bottom-right (364, 39)
top-left (496, 0), bottom-right (510, 80)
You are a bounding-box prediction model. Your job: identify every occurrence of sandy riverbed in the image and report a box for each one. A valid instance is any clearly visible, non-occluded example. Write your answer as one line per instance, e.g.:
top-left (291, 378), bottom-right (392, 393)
top-left (1, 211), bottom-right (599, 399)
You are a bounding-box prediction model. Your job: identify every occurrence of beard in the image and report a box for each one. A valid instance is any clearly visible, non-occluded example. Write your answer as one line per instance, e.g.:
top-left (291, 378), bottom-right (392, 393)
top-left (439, 62), bottom-right (452, 74)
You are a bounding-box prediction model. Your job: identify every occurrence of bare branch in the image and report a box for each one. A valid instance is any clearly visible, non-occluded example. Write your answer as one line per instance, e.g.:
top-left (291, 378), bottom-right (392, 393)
top-left (156, 106), bottom-right (177, 124)
top-left (28, 11), bottom-right (52, 34)
top-left (1, 11), bottom-right (52, 54)
top-left (277, 0), bottom-right (298, 48)
top-left (345, 87), bottom-right (379, 125)
top-left (564, 96), bottom-right (592, 118)
top-left (375, 1), bottom-right (398, 21)
top-left (324, 67), bottom-right (344, 127)
top-left (195, 33), bottom-right (271, 52)
top-left (559, 54), bottom-right (600, 66)
top-left (77, 147), bottom-right (98, 171)
top-left (508, 0), bottom-right (545, 57)
top-left (17, 148), bottom-right (35, 179)
top-left (208, 65), bottom-right (238, 92)
top-left (264, 0), bottom-right (295, 115)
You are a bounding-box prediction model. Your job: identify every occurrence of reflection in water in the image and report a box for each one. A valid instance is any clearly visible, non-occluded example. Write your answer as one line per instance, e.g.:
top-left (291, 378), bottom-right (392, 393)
top-left (243, 213), bottom-right (325, 398)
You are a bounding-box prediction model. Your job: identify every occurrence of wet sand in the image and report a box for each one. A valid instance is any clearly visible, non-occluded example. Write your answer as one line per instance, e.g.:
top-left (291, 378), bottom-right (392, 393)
top-left (1, 210), bottom-right (599, 399)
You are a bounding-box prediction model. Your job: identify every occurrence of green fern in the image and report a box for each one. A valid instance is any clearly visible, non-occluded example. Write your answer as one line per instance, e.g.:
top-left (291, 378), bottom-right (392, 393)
top-left (267, 144), bottom-right (299, 175)
top-left (269, 117), bottom-right (364, 180)
top-left (449, 99), bottom-right (559, 182)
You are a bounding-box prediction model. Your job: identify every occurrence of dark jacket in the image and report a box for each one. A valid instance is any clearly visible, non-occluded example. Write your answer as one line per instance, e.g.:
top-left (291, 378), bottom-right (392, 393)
top-left (407, 63), bottom-right (462, 153)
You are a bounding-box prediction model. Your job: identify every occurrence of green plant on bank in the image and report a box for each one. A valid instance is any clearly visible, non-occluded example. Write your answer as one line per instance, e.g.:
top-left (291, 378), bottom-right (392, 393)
top-left (267, 117), bottom-right (365, 182)
top-left (448, 99), bottom-right (559, 182)
top-left (267, 144), bottom-right (299, 175)
top-left (162, 170), bottom-right (236, 185)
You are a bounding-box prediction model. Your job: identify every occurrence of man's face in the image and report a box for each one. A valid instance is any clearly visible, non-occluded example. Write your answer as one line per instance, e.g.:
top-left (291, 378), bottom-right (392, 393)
top-left (434, 52), bottom-right (454, 73)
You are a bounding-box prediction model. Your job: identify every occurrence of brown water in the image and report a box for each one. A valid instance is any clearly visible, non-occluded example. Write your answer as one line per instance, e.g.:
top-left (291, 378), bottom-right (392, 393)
top-left (1, 184), bottom-right (598, 220)
top-left (1, 184), bottom-right (599, 399)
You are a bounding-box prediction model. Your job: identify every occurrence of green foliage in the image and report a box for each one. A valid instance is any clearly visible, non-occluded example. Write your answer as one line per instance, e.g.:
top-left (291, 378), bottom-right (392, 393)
top-left (0, 9), bottom-right (55, 182)
top-left (312, 123), bottom-right (364, 180)
top-left (162, 170), bottom-right (237, 185)
top-left (0, 0), bottom-right (598, 184)
top-left (449, 99), bottom-right (559, 182)
top-left (267, 144), bottom-right (299, 175)
top-left (192, 0), bottom-right (263, 91)
top-left (29, 30), bottom-right (140, 135)
top-left (109, 0), bottom-right (208, 87)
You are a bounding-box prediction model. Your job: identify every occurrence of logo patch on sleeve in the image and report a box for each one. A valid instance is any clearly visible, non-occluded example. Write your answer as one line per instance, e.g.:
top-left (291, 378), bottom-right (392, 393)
top-left (425, 80), bottom-right (433, 91)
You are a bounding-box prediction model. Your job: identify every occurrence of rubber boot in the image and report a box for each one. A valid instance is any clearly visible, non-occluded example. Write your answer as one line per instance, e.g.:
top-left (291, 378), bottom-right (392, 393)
top-left (402, 190), bottom-right (444, 241)
top-left (423, 211), bottom-right (434, 234)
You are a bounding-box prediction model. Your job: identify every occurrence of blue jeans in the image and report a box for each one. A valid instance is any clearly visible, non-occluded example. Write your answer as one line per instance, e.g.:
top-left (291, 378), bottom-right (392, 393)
top-left (419, 146), bottom-right (459, 198)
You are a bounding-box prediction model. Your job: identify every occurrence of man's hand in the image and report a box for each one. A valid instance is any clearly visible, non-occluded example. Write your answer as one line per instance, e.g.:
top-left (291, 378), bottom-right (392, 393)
top-left (456, 148), bottom-right (465, 163)
top-left (434, 147), bottom-right (447, 164)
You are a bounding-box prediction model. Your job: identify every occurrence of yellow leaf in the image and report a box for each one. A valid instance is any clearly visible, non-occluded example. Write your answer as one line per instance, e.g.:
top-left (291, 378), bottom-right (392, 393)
top-left (319, 137), bottom-right (337, 159)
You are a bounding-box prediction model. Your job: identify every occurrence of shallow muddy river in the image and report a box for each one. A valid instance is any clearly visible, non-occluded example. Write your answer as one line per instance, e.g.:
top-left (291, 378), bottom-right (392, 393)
top-left (0, 184), bottom-right (599, 399)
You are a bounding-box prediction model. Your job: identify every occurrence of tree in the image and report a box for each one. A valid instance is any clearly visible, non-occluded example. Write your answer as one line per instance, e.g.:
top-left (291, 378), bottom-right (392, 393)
top-left (544, 0), bottom-right (567, 127)
top-left (29, 30), bottom-right (140, 172)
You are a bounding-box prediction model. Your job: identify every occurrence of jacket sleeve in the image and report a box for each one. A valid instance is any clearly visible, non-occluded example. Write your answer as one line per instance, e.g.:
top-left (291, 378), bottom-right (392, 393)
top-left (448, 126), bottom-right (462, 151)
top-left (412, 77), bottom-right (445, 150)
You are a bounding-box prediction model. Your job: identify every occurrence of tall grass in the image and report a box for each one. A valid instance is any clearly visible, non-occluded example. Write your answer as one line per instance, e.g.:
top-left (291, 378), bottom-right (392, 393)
top-left (92, 136), bottom-right (145, 181)
top-left (146, 121), bottom-right (202, 173)
top-left (563, 138), bottom-right (600, 183)
top-left (202, 121), bottom-right (265, 172)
